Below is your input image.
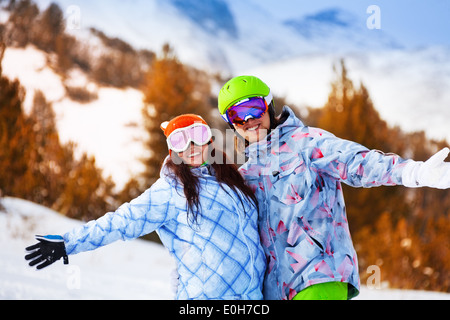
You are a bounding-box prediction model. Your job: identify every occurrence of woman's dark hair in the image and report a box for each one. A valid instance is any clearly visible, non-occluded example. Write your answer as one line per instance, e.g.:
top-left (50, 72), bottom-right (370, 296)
top-left (164, 146), bottom-right (258, 226)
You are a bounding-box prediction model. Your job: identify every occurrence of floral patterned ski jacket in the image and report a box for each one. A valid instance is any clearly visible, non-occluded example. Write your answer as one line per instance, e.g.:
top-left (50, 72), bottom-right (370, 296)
top-left (240, 107), bottom-right (409, 299)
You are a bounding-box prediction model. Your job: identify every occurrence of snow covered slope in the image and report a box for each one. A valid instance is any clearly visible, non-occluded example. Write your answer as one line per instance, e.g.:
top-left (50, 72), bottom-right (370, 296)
top-left (1, 197), bottom-right (449, 300)
top-left (2, 1), bottom-right (449, 190)
top-left (31, 0), bottom-right (449, 143)
top-left (32, 0), bottom-right (399, 73)
top-left (245, 47), bottom-right (450, 144)
top-left (1, 45), bottom-right (147, 189)
top-left (0, 197), bottom-right (175, 300)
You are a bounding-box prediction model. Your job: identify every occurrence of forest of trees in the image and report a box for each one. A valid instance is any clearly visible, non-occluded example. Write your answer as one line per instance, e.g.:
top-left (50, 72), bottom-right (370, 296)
top-left (1, 0), bottom-right (449, 293)
top-left (0, 43), bottom-right (118, 220)
top-left (140, 44), bottom-right (217, 187)
top-left (1, 0), bottom-right (155, 98)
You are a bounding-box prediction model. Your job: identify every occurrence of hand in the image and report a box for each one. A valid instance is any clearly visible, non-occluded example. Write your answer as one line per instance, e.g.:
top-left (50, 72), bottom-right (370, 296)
top-left (402, 147), bottom-right (450, 189)
top-left (25, 235), bottom-right (69, 270)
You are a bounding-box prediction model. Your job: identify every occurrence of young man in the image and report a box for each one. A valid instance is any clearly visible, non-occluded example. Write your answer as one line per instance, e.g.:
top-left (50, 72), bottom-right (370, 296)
top-left (218, 75), bottom-right (450, 300)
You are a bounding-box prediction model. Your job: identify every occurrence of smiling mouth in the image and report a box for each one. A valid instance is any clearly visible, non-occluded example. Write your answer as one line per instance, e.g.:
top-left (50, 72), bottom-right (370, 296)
top-left (189, 152), bottom-right (202, 158)
top-left (245, 124), bottom-right (260, 132)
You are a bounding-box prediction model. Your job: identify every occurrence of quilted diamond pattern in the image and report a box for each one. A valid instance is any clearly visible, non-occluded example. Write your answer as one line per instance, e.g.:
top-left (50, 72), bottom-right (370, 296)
top-left (64, 164), bottom-right (266, 300)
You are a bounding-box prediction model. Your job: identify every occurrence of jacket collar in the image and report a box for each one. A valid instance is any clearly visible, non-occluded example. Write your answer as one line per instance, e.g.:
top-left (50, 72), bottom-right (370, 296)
top-left (191, 163), bottom-right (215, 177)
top-left (245, 106), bottom-right (304, 159)
top-left (160, 156), bottom-right (216, 181)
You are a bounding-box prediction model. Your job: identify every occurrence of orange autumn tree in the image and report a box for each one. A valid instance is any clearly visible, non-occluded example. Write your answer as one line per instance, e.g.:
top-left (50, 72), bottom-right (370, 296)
top-left (0, 43), bottom-right (116, 221)
top-left (141, 44), bottom-right (214, 187)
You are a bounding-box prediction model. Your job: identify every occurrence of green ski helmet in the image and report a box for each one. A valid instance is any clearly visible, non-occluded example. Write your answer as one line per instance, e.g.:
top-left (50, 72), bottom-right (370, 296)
top-left (218, 75), bottom-right (273, 120)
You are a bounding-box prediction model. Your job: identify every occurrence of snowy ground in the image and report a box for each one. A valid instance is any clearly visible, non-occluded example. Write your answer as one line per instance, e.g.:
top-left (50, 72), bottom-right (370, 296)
top-left (0, 197), bottom-right (174, 300)
top-left (1, 197), bottom-right (449, 300)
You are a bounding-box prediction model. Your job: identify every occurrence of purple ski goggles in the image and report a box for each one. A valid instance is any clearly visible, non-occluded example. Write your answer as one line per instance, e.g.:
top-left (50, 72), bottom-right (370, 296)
top-left (223, 94), bottom-right (273, 127)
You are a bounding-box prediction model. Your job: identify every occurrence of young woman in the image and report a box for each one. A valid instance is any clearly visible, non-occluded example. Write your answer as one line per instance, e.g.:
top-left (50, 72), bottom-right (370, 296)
top-left (218, 75), bottom-right (450, 300)
top-left (25, 114), bottom-right (266, 300)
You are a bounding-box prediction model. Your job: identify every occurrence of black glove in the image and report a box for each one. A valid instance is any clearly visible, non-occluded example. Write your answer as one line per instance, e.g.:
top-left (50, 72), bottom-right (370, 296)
top-left (25, 235), bottom-right (69, 270)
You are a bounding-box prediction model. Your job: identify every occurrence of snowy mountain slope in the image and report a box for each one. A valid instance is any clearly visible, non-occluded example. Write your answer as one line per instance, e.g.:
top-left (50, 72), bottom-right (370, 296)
top-left (30, 0), bottom-right (448, 144)
top-left (1, 197), bottom-right (449, 300)
top-left (1, 45), bottom-right (147, 189)
top-left (245, 47), bottom-right (450, 144)
top-left (169, 0), bottom-right (238, 38)
top-left (32, 0), bottom-right (399, 72)
top-left (2, 1), bottom-right (449, 190)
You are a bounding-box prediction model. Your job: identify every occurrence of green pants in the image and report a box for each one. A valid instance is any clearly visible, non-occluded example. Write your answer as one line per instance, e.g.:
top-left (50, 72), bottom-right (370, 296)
top-left (292, 282), bottom-right (348, 300)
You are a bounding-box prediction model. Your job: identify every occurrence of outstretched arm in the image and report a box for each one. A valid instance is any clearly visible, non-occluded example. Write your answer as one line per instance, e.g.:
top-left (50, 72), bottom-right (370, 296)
top-left (25, 178), bottom-right (174, 269)
top-left (306, 128), bottom-right (408, 188)
top-left (64, 178), bottom-right (174, 255)
top-left (307, 127), bottom-right (449, 189)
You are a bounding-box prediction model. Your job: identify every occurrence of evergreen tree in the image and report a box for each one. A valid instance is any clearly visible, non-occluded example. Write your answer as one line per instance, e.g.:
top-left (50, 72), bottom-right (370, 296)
top-left (57, 153), bottom-right (116, 221)
top-left (3, 0), bottom-right (39, 46)
top-left (28, 90), bottom-right (68, 206)
top-left (27, 92), bottom-right (117, 220)
top-left (317, 60), bottom-right (399, 152)
top-left (141, 44), bottom-right (214, 186)
top-left (0, 42), bottom-right (32, 197)
top-left (32, 2), bottom-right (64, 52)
top-left (0, 43), bottom-right (117, 220)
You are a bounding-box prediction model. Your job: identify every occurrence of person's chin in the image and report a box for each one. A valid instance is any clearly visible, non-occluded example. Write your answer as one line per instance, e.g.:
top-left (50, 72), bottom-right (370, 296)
top-left (245, 127), bottom-right (268, 142)
top-left (190, 156), bottom-right (205, 166)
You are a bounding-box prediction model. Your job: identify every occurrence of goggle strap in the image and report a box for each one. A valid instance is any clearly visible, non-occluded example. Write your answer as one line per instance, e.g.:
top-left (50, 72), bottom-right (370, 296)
top-left (264, 92), bottom-right (273, 106)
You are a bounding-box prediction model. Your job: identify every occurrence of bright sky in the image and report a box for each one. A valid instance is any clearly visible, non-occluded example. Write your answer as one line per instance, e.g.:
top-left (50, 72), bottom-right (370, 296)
top-left (256, 0), bottom-right (450, 48)
top-left (34, 0), bottom-right (450, 48)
